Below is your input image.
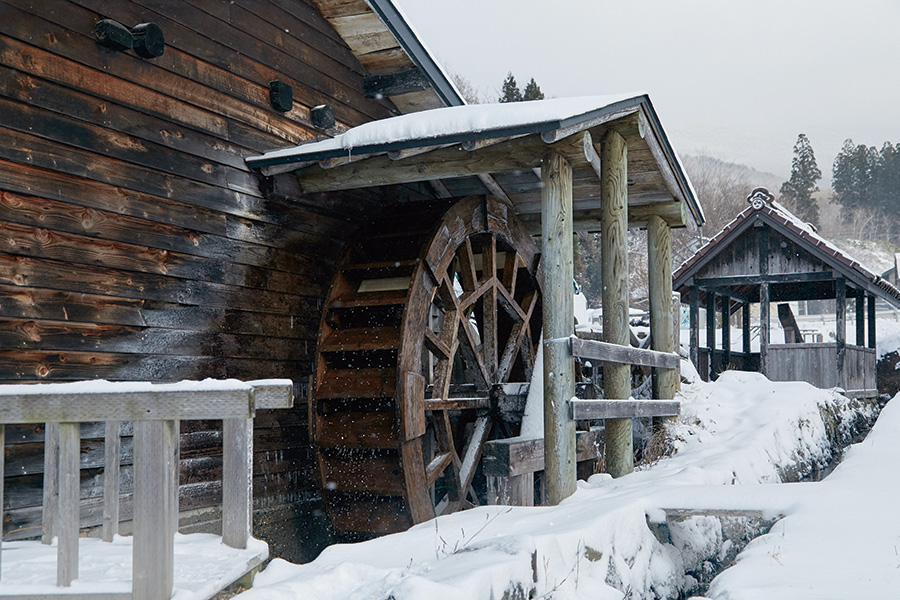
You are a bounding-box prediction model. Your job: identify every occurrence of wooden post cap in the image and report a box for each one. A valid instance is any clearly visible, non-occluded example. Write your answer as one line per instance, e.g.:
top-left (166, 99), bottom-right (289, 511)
top-left (94, 19), bottom-right (133, 51)
top-left (131, 22), bottom-right (165, 58)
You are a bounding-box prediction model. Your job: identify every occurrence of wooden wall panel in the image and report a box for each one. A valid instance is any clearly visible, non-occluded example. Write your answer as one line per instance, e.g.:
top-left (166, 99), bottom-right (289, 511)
top-left (0, 0), bottom-right (391, 562)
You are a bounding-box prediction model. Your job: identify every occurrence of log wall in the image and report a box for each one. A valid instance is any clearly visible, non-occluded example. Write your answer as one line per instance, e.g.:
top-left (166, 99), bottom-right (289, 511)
top-left (0, 0), bottom-right (394, 562)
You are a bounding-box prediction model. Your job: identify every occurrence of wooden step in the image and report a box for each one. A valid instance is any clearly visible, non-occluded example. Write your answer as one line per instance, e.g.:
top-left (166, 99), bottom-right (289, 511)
top-left (342, 259), bottom-right (417, 273)
top-left (314, 367), bottom-right (397, 399)
top-left (330, 289), bottom-right (408, 309)
top-left (315, 410), bottom-right (398, 449)
top-left (319, 326), bottom-right (401, 353)
top-left (323, 492), bottom-right (412, 535)
top-left (319, 450), bottom-right (405, 495)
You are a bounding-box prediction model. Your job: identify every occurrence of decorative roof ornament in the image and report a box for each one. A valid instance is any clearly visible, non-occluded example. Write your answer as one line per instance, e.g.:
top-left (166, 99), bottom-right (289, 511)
top-left (747, 186), bottom-right (774, 210)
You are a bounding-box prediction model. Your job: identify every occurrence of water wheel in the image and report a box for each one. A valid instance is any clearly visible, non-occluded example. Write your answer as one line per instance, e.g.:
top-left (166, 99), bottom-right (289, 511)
top-left (311, 195), bottom-right (543, 537)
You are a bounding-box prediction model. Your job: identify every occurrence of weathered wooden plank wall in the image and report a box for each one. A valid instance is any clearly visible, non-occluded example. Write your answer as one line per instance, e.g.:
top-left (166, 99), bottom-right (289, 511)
top-left (0, 0), bottom-right (394, 561)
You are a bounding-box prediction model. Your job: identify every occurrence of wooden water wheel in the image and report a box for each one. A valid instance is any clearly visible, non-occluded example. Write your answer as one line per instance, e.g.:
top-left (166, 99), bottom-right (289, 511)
top-left (311, 195), bottom-right (542, 537)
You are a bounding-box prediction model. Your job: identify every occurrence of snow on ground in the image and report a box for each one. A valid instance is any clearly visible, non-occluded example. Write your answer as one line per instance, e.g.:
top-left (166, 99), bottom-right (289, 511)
top-left (0, 532), bottom-right (267, 599)
top-left (236, 372), bottom-right (881, 600)
top-left (703, 396), bottom-right (900, 600)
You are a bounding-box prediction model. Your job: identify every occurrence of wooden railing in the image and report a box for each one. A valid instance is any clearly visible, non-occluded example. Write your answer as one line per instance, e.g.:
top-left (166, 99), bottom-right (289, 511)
top-left (484, 337), bottom-right (681, 504)
top-left (0, 378), bottom-right (293, 600)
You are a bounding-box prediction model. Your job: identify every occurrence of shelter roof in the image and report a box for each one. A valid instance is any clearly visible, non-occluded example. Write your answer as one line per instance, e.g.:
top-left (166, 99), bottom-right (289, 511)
top-left (674, 188), bottom-right (900, 306)
top-left (246, 94), bottom-right (704, 233)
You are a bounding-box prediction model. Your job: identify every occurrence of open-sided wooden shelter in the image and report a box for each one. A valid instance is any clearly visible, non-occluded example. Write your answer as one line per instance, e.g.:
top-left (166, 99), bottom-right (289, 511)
top-left (674, 187), bottom-right (900, 397)
top-left (0, 0), bottom-right (702, 563)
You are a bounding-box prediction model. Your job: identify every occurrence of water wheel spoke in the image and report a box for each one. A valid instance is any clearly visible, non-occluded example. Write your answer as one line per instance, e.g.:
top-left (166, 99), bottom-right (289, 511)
top-left (497, 283), bottom-right (527, 322)
top-left (457, 237), bottom-right (478, 292)
top-left (498, 320), bottom-right (528, 383)
top-left (432, 410), bottom-right (464, 501)
top-left (481, 234), bottom-right (497, 283)
top-left (425, 451), bottom-right (454, 488)
top-left (457, 317), bottom-right (491, 392)
top-left (502, 249), bottom-right (519, 295)
top-left (458, 415), bottom-right (492, 499)
top-left (482, 282), bottom-right (499, 380)
top-left (424, 328), bottom-right (451, 360)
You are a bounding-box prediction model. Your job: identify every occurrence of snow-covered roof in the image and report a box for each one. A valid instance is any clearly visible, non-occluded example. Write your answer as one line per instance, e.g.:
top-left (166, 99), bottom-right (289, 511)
top-left (674, 187), bottom-right (900, 306)
top-left (246, 93), bottom-right (704, 231)
top-left (247, 94), bottom-right (645, 167)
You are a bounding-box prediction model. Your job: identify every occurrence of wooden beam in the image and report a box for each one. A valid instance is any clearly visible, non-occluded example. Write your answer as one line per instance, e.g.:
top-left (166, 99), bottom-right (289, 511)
top-left (694, 271), bottom-right (834, 288)
top-left (295, 131), bottom-right (587, 193)
top-left (483, 429), bottom-right (604, 478)
top-left (541, 150), bottom-right (576, 504)
top-left (600, 129), bottom-right (633, 478)
top-left (571, 399), bottom-right (681, 420)
top-left (570, 337), bottom-right (679, 369)
top-left (363, 68), bottom-right (430, 98)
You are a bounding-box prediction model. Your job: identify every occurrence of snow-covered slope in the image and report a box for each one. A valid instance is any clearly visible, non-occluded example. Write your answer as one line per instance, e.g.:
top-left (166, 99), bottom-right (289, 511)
top-left (235, 373), bottom-right (879, 600)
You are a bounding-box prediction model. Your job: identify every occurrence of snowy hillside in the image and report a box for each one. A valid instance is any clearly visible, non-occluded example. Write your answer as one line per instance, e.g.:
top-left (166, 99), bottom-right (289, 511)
top-left (235, 372), bottom-right (883, 600)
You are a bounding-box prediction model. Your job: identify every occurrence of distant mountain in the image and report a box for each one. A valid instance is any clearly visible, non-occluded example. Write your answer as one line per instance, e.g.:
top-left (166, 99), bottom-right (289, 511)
top-left (682, 154), bottom-right (784, 194)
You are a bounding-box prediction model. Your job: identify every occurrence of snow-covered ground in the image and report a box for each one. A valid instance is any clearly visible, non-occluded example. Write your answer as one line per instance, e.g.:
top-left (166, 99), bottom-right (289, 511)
top-left (0, 532), bottom-right (267, 599)
top-left (234, 368), bottom-right (887, 600)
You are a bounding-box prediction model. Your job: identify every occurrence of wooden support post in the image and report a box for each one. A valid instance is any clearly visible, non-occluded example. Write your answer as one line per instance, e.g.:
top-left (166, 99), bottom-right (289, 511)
top-left (706, 291), bottom-right (716, 378)
top-left (487, 472), bottom-right (534, 507)
top-left (541, 150), bottom-right (576, 504)
top-left (836, 278), bottom-right (846, 377)
top-left (102, 421), bottom-right (121, 542)
top-left (758, 225), bottom-right (769, 376)
top-left (721, 295), bottom-right (731, 369)
top-left (672, 292), bottom-right (682, 393)
top-left (133, 420), bottom-right (177, 600)
top-left (600, 129), bottom-right (632, 478)
top-left (57, 422), bottom-right (80, 586)
top-left (760, 283), bottom-right (770, 376)
top-left (856, 293), bottom-right (865, 346)
top-left (647, 215), bottom-right (676, 429)
top-left (742, 302), bottom-right (751, 356)
top-left (690, 286), bottom-right (699, 371)
top-left (223, 418), bottom-right (253, 549)
top-left (868, 294), bottom-right (877, 349)
top-left (42, 422), bottom-right (59, 545)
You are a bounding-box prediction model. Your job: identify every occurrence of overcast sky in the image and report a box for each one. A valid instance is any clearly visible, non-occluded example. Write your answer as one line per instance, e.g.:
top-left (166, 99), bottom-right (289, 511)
top-left (395, 0), bottom-right (900, 185)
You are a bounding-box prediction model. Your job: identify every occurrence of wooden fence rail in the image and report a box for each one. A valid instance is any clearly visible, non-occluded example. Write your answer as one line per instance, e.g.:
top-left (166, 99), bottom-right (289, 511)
top-left (0, 378), bottom-right (293, 600)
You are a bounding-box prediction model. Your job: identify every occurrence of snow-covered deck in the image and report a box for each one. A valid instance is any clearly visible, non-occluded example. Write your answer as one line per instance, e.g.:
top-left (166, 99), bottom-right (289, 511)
top-left (0, 533), bottom-right (267, 599)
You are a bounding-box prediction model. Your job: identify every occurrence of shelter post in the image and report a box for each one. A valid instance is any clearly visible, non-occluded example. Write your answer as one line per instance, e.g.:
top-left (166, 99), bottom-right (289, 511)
top-left (541, 150), bottom-right (576, 504)
top-left (690, 286), bottom-right (699, 370)
top-left (836, 277), bottom-right (846, 376)
top-left (868, 294), bottom-right (877, 349)
top-left (856, 293), bottom-right (865, 346)
top-left (742, 302), bottom-right (751, 358)
top-left (759, 283), bottom-right (769, 376)
top-left (706, 291), bottom-right (716, 377)
top-left (721, 295), bottom-right (731, 368)
top-left (600, 130), bottom-right (632, 477)
top-left (647, 215), bottom-right (677, 425)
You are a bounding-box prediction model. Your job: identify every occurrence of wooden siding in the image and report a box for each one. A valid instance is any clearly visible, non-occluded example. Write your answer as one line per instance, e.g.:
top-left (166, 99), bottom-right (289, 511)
top-left (0, 0), bottom-right (394, 562)
top-left (692, 224), bottom-right (828, 281)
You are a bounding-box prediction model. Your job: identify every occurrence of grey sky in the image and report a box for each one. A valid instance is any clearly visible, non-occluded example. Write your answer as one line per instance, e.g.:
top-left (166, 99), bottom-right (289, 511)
top-left (395, 0), bottom-right (900, 184)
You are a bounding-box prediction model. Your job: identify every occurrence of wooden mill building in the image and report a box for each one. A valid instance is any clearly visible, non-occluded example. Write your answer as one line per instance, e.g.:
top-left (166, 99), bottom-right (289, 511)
top-left (674, 187), bottom-right (900, 396)
top-left (0, 0), bottom-right (702, 563)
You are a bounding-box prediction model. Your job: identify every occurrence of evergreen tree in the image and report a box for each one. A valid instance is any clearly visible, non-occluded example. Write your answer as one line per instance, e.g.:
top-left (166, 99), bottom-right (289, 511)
top-left (831, 139), bottom-right (876, 214)
top-left (498, 72), bottom-right (522, 103)
top-left (872, 142), bottom-right (900, 215)
top-left (779, 133), bottom-right (821, 225)
top-left (522, 78), bottom-right (544, 101)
